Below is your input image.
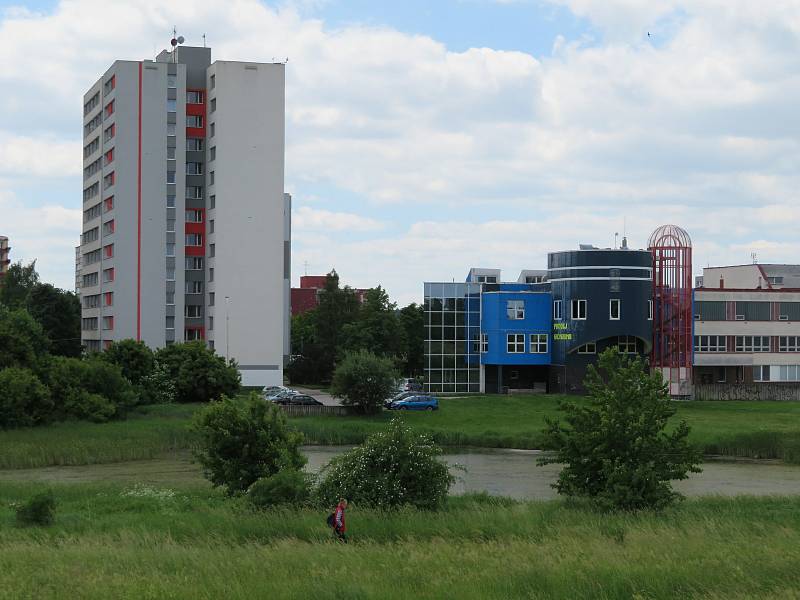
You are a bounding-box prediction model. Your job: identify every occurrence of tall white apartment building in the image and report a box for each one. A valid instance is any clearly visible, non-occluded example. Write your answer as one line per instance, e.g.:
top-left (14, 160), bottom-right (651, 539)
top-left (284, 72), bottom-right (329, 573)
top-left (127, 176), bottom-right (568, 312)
top-left (79, 44), bottom-right (289, 386)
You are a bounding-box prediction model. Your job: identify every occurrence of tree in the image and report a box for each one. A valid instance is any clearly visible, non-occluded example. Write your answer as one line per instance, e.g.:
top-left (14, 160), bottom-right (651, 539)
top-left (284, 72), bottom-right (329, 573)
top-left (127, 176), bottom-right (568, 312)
top-left (0, 305), bottom-right (49, 371)
top-left (0, 261), bottom-right (39, 310)
top-left (316, 417), bottom-right (453, 510)
top-left (0, 368), bottom-right (53, 429)
top-left (102, 339), bottom-right (155, 386)
top-left (26, 284), bottom-right (81, 357)
top-left (314, 270), bottom-right (359, 380)
top-left (399, 303), bottom-right (425, 376)
top-left (341, 286), bottom-right (404, 358)
top-left (539, 348), bottom-right (701, 511)
top-left (155, 342), bottom-right (240, 403)
top-left (193, 394), bottom-right (306, 495)
top-left (330, 350), bottom-right (398, 414)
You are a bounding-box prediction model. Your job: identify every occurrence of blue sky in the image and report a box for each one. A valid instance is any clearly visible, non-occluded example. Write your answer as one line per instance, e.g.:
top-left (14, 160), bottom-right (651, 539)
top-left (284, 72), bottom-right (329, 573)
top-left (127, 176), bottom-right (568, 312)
top-left (1, 0), bottom-right (799, 304)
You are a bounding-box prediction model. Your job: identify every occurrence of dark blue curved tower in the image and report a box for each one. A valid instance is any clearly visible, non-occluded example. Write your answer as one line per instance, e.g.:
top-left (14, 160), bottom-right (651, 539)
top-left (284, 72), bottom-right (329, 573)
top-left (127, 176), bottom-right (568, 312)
top-left (548, 245), bottom-right (653, 393)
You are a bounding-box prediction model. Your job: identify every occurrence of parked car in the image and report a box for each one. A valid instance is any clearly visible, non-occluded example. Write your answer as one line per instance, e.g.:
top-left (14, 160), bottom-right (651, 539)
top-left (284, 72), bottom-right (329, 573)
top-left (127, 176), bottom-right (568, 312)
top-left (262, 385), bottom-right (287, 397)
top-left (384, 391), bottom-right (422, 409)
top-left (275, 394), bottom-right (323, 406)
top-left (267, 389), bottom-right (299, 402)
top-left (388, 395), bottom-right (439, 411)
top-left (397, 378), bottom-right (423, 393)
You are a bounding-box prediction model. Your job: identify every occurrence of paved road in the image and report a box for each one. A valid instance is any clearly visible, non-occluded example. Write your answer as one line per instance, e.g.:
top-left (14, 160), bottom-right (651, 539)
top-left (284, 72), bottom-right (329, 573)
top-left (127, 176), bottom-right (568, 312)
top-left (291, 387), bottom-right (340, 406)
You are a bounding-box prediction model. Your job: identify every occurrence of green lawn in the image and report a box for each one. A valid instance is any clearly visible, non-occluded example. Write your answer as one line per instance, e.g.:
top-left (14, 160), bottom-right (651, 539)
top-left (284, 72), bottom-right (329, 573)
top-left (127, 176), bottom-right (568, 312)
top-left (1, 482), bottom-right (800, 598)
top-left (4, 395), bottom-right (800, 469)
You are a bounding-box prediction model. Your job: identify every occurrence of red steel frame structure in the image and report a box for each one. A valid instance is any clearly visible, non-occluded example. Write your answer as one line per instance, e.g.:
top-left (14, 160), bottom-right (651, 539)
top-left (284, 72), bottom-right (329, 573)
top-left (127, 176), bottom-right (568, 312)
top-left (649, 225), bottom-right (693, 395)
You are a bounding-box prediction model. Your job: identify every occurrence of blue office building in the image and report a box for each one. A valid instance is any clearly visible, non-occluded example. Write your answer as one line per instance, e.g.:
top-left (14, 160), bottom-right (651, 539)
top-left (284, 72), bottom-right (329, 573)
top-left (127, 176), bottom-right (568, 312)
top-left (423, 247), bottom-right (653, 394)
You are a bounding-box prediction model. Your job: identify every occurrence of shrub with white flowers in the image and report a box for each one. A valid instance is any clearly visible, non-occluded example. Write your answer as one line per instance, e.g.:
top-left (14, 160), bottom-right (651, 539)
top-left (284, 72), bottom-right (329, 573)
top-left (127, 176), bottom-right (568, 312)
top-left (315, 416), bottom-right (453, 510)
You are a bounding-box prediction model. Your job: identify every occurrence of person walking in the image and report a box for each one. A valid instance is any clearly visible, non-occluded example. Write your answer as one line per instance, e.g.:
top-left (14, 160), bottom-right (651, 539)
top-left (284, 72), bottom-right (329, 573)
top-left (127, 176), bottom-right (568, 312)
top-left (331, 498), bottom-right (348, 543)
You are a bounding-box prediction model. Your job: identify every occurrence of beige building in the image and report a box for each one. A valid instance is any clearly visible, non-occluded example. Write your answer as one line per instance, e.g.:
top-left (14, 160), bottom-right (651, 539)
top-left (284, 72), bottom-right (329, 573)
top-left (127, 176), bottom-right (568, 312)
top-left (0, 236), bottom-right (9, 278)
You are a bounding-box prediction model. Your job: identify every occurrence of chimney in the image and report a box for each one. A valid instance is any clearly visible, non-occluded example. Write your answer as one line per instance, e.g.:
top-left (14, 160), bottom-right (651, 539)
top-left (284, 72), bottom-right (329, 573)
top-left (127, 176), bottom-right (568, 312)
top-left (719, 277), bottom-right (724, 289)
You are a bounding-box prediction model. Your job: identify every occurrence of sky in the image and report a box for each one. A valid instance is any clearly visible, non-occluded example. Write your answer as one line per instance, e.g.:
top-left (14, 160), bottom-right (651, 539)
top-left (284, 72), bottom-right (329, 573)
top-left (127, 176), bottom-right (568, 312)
top-left (1, 0), bottom-right (799, 305)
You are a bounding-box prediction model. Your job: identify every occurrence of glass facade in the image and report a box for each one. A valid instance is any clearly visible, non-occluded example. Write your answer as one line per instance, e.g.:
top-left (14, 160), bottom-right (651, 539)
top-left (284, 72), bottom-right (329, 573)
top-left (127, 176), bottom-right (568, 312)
top-left (424, 282), bottom-right (481, 394)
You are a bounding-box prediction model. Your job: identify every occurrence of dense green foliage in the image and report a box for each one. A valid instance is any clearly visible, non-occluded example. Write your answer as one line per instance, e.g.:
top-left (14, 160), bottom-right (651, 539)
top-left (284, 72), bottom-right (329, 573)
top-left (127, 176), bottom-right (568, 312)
top-left (247, 470), bottom-right (312, 509)
top-left (14, 490), bottom-right (56, 527)
top-left (101, 340), bottom-right (154, 386)
top-left (317, 417), bottom-right (453, 510)
top-left (541, 349), bottom-right (702, 510)
top-left (156, 342), bottom-right (240, 403)
top-left (330, 350), bottom-right (397, 413)
top-left (0, 261), bottom-right (40, 310)
top-left (288, 271), bottom-right (425, 384)
top-left (25, 284), bottom-right (81, 358)
top-left (0, 306), bottom-right (49, 371)
top-left (0, 368), bottom-right (53, 429)
top-left (193, 394), bottom-right (306, 495)
top-left (2, 483), bottom-right (800, 598)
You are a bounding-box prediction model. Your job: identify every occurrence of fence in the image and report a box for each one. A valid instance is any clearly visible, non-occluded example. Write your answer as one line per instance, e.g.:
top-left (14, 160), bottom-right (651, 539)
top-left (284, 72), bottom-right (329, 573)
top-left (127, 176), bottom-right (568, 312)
top-left (277, 404), bottom-right (359, 417)
top-left (693, 383), bottom-right (800, 402)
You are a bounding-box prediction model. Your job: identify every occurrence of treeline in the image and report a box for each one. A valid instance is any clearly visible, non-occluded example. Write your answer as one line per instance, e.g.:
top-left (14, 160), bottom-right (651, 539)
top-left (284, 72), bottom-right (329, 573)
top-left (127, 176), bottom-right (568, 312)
top-left (0, 261), bottom-right (239, 429)
top-left (288, 271), bottom-right (423, 385)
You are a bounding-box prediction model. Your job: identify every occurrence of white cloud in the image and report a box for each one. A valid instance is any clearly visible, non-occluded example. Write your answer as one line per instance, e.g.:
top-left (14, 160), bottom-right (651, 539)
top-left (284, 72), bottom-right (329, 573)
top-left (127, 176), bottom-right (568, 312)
top-left (0, 132), bottom-right (81, 177)
top-left (293, 206), bottom-right (385, 232)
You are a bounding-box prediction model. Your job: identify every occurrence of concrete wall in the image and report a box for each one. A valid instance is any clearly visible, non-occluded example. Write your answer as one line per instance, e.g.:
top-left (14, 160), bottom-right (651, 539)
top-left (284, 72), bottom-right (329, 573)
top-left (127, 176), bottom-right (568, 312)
top-left (206, 61), bottom-right (285, 387)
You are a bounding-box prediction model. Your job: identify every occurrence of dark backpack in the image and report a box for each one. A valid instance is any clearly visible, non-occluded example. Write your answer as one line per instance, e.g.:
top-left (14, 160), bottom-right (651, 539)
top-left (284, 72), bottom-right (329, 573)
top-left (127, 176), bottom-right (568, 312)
top-left (326, 513), bottom-right (334, 527)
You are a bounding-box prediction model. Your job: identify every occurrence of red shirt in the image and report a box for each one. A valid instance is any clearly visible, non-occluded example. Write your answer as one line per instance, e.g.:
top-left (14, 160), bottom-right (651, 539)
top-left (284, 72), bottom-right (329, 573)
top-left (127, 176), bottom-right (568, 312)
top-left (333, 503), bottom-right (346, 532)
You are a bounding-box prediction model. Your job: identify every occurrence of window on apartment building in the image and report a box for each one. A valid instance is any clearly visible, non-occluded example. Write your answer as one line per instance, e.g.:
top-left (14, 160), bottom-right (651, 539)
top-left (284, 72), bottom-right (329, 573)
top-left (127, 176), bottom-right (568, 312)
top-left (209, 292), bottom-right (215, 306)
top-left (103, 244), bottom-right (113, 259)
top-left (186, 162), bottom-right (203, 175)
top-left (81, 317), bottom-right (98, 331)
top-left (185, 328), bottom-right (203, 341)
top-left (210, 98), bottom-right (216, 112)
top-left (102, 316), bottom-right (114, 330)
top-left (83, 294), bottom-right (100, 309)
top-left (209, 171), bottom-right (215, 185)
top-left (571, 299), bottom-right (587, 320)
top-left (187, 91), bottom-right (204, 104)
top-left (104, 292), bottom-right (113, 306)
top-left (166, 99), bottom-right (177, 112)
top-left (84, 137), bottom-right (99, 158)
top-left (186, 115), bottom-right (203, 128)
top-left (735, 336), bottom-right (770, 352)
top-left (210, 195), bottom-right (216, 209)
top-left (506, 300), bottom-right (524, 320)
top-left (167, 170), bottom-right (176, 184)
top-left (694, 335), bottom-right (727, 352)
top-left (553, 299), bottom-right (562, 321)
top-left (83, 202), bottom-right (102, 222)
top-left (167, 75), bottom-right (177, 88)
top-left (769, 276), bottom-right (784, 285)
top-left (82, 227), bottom-right (99, 244)
top-left (209, 316), bottom-right (214, 331)
top-left (166, 243), bottom-right (175, 257)
top-left (209, 123), bottom-right (215, 137)
top-left (186, 186), bottom-right (203, 199)
top-left (209, 243), bottom-right (215, 257)
top-left (166, 316), bottom-right (175, 330)
top-left (185, 305), bottom-right (203, 318)
top-left (83, 249), bottom-right (101, 265)
top-left (103, 75), bottom-right (115, 95)
top-left (617, 336), bottom-right (637, 354)
top-left (167, 194), bottom-right (176, 208)
top-left (166, 291), bottom-right (175, 305)
top-left (185, 234), bottom-right (203, 246)
top-left (82, 272), bottom-right (99, 287)
top-left (167, 219), bottom-right (175, 232)
top-left (167, 147), bottom-right (176, 160)
top-left (186, 281), bottom-right (204, 294)
top-left (209, 267), bottom-right (214, 282)
top-left (185, 209), bottom-right (203, 223)
top-left (209, 219), bottom-right (214, 234)
top-left (103, 172), bottom-right (115, 189)
top-left (780, 337), bottom-right (800, 352)
top-left (104, 124), bottom-right (115, 143)
top-left (209, 147), bottom-right (216, 161)
top-left (166, 266), bottom-right (175, 280)
top-left (104, 100), bottom-right (114, 117)
top-left (83, 92), bottom-right (99, 116)
top-left (102, 267), bottom-right (114, 282)
top-left (104, 197), bottom-right (114, 212)
top-left (609, 299), bottom-right (620, 320)
top-left (185, 257), bottom-right (204, 270)
top-left (530, 334), bottom-right (548, 354)
top-left (210, 74), bottom-right (215, 89)
top-left (506, 334), bottom-right (525, 354)
top-left (167, 123), bottom-right (176, 136)
top-left (102, 219), bottom-right (115, 236)
top-left (83, 182), bottom-right (100, 202)
top-left (187, 138), bottom-right (204, 151)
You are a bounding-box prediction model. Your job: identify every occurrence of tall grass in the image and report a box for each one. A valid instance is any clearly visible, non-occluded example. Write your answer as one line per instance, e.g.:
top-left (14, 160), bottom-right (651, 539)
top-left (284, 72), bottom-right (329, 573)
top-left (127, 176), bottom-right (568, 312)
top-left (1, 482), bottom-right (800, 598)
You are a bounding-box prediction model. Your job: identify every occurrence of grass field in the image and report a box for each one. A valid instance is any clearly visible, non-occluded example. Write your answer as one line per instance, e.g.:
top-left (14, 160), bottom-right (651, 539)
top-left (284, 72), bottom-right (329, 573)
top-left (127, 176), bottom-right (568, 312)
top-left (4, 395), bottom-right (800, 469)
top-left (1, 482), bottom-right (800, 599)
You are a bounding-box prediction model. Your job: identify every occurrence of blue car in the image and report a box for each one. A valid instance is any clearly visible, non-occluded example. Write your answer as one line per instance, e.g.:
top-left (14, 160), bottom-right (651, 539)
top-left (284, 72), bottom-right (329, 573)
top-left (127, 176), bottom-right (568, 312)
top-left (388, 395), bottom-right (439, 411)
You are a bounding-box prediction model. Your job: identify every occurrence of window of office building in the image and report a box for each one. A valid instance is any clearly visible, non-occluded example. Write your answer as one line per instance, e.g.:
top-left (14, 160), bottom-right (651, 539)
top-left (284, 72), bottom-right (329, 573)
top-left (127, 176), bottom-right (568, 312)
top-left (577, 343), bottom-right (596, 354)
top-left (694, 335), bottom-right (727, 352)
top-left (617, 335), bottom-right (637, 354)
top-left (423, 282), bottom-right (481, 394)
top-left (571, 299), bottom-right (587, 320)
top-left (529, 334), bottom-right (548, 354)
top-left (553, 299), bottom-right (562, 321)
top-left (735, 336), bottom-right (770, 352)
top-left (779, 336), bottom-right (800, 352)
top-left (506, 300), bottom-right (524, 320)
top-left (480, 333), bottom-right (488, 353)
top-left (507, 334), bottom-right (525, 353)
top-left (609, 299), bottom-right (620, 320)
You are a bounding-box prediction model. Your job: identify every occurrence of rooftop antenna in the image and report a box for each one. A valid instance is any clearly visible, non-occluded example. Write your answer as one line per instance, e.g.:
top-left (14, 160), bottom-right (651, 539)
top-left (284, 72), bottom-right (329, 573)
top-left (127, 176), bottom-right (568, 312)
top-left (170, 27), bottom-right (185, 63)
top-left (751, 252), bottom-right (758, 264)
top-left (202, 33), bottom-right (207, 48)
top-left (303, 260), bottom-right (309, 276)
top-left (614, 232), bottom-right (619, 249)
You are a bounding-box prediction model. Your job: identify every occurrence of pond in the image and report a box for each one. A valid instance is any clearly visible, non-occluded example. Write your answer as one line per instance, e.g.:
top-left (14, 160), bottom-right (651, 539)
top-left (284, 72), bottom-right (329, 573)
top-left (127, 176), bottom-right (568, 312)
top-left (4, 447), bottom-right (800, 499)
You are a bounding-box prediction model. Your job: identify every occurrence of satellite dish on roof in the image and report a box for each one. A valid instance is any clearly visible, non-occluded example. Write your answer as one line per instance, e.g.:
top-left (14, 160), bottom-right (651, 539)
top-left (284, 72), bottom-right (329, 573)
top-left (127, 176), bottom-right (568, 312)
top-left (177, 36), bottom-right (185, 44)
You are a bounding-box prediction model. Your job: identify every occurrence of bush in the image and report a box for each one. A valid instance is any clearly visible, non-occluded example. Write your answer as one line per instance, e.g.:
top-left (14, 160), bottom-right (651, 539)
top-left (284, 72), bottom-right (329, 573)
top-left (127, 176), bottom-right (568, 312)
top-left (193, 393), bottom-right (306, 495)
top-left (330, 350), bottom-right (397, 414)
top-left (0, 367), bottom-right (53, 428)
top-left (15, 490), bottom-right (56, 526)
top-left (138, 363), bottom-right (177, 405)
top-left (102, 339), bottom-right (154, 386)
top-left (155, 342), bottom-right (240, 403)
top-left (316, 416), bottom-right (453, 510)
top-left (0, 306), bottom-right (49, 371)
top-left (248, 470), bottom-right (312, 509)
top-left (539, 348), bottom-right (702, 511)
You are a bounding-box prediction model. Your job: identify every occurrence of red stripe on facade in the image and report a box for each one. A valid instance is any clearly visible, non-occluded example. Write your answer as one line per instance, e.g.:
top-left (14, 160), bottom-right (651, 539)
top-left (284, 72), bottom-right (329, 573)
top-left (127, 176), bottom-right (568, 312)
top-left (137, 62), bottom-right (143, 341)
